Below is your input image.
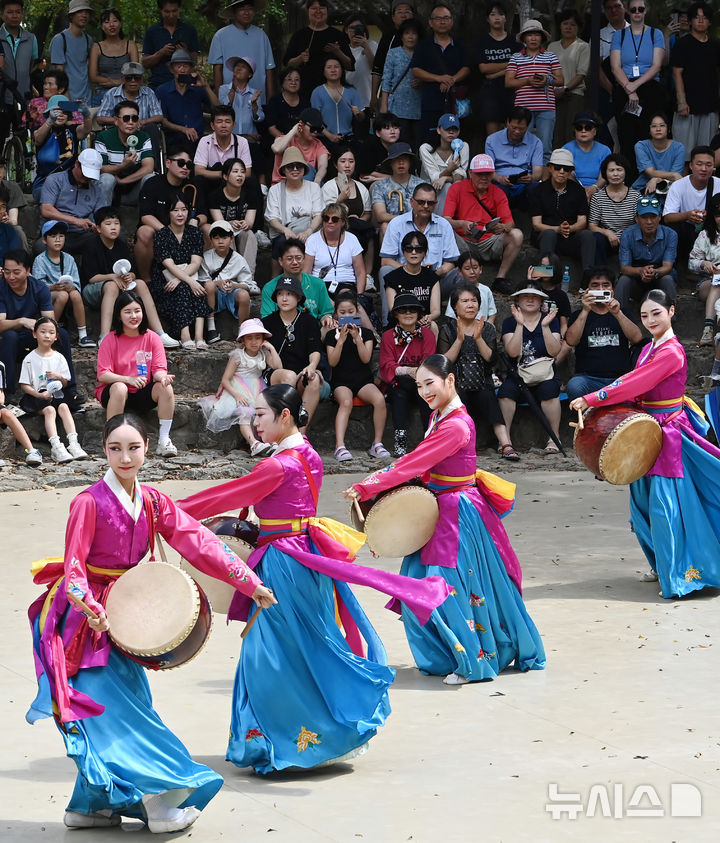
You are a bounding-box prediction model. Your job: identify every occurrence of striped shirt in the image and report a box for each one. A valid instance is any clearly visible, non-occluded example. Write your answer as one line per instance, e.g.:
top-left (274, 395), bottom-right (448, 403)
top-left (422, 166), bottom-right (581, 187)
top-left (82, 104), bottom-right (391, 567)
top-left (589, 187), bottom-right (642, 236)
top-left (506, 48), bottom-right (561, 112)
top-left (94, 127), bottom-right (154, 174)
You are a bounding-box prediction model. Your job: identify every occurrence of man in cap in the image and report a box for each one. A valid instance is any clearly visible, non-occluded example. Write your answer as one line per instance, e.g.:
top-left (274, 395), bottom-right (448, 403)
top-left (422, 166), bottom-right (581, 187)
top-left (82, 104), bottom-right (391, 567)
top-left (209, 0), bottom-right (276, 101)
top-left (95, 100), bottom-right (156, 207)
top-left (262, 275), bottom-right (326, 431)
top-left (616, 196), bottom-right (678, 310)
top-left (444, 153), bottom-right (523, 295)
top-left (529, 147), bottom-right (595, 270)
top-left (485, 106), bottom-right (544, 208)
top-left (371, 142), bottom-right (424, 239)
top-left (142, 0), bottom-right (200, 90)
top-left (0, 0), bottom-right (38, 142)
top-left (370, 0), bottom-right (415, 112)
top-left (156, 48), bottom-right (219, 148)
top-left (39, 149), bottom-right (107, 253)
top-left (49, 0), bottom-right (93, 103)
top-left (96, 62), bottom-right (163, 131)
top-left (270, 107), bottom-right (329, 184)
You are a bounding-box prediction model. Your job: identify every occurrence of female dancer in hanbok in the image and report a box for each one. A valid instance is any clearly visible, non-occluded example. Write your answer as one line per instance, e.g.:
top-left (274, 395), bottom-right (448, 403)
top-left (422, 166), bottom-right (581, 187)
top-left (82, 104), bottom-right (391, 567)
top-left (179, 385), bottom-right (451, 774)
top-left (345, 354), bottom-right (545, 685)
top-left (27, 414), bottom-right (276, 833)
top-left (570, 289), bottom-right (720, 598)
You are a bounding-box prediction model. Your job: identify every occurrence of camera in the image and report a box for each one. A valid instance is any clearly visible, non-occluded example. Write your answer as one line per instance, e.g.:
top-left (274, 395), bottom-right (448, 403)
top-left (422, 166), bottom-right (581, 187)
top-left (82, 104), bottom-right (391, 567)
top-left (589, 289), bottom-right (612, 302)
top-left (352, 24), bottom-right (368, 36)
top-left (178, 73), bottom-right (196, 85)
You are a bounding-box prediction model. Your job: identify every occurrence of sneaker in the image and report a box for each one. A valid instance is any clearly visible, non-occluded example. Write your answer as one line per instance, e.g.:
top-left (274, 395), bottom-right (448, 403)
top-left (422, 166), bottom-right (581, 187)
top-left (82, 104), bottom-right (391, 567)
top-left (492, 277), bottom-right (514, 296)
top-left (158, 331), bottom-right (181, 349)
top-left (25, 448), bottom-right (43, 466)
top-left (641, 569), bottom-right (659, 582)
top-left (51, 441), bottom-right (74, 463)
top-left (246, 278), bottom-right (261, 295)
top-left (699, 325), bottom-right (715, 346)
top-left (78, 335), bottom-right (97, 348)
top-left (64, 810), bottom-right (121, 829)
top-left (67, 440), bottom-right (89, 459)
top-left (206, 328), bottom-right (222, 344)
top-left (394, 430), bottom-right (407, 458)
top-left (156, 438), bottom-right (178, 457)
top-left (256, 230), bottom-right (271, 249)
top-left (364, 273), bottom-right (376, 292)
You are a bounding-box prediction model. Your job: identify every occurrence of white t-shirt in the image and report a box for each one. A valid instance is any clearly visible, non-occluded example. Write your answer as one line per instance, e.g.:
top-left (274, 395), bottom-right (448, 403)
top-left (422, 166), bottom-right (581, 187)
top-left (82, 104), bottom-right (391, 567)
top-left (663, 176), bottom-right (720, 215)
top-left (19, 349), bottom-right (71, 392)
top-left (199, 249), bottom-right (253, 287)
top-left (304, 230), bottom-right (363, 291)
top-left (346, 41), bottom-right (378, 108)
top-left (265, 180), bottom-right (324, 237)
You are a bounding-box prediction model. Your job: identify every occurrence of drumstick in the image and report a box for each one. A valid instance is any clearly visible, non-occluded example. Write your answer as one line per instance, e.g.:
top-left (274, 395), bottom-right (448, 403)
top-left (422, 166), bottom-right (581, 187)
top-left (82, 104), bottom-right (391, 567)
top-left (569, 406), bottom-right (584, 430)
top-left (352, 498), bottom-right (366, 525)
top-left (66, 589), bottom-right (100, 619)
top-left (241, 607), bottom-right (262, 639)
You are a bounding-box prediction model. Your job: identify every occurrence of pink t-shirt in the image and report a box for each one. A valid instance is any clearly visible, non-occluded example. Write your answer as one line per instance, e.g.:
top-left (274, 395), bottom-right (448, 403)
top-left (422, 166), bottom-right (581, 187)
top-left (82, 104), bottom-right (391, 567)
top-left (271, 136), bottom-right (329, 184)
top-left (95, 331), bottom-right (168, 401)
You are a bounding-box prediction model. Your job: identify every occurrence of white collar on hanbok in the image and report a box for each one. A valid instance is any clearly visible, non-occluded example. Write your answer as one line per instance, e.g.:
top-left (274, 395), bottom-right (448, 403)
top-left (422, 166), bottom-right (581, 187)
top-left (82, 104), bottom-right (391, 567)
top-left (652, 328), bottom-right (675, 348)
top-left (425, 394), bottom-right (463, 437)
top-left (274, 431), bottom-right (305, 454)
top-left (103, 468), bottom-right (143, 522)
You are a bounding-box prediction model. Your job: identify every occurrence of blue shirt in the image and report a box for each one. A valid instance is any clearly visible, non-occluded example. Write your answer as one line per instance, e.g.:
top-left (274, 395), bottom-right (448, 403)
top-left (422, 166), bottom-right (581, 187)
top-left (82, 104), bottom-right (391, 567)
top-left (380, 211), bottom-right (460, 270)
top-left (563, 140), bottom-right (612, 187)
top-left (218, 84), bottom-right (264, 135)
top-left (208, 24), bottom-right (275, 99)
top-left (410, 36), bottom-right (469, 111)
top-left (0, 275), bottom-right (53, 319)
top-left (156, 80), bottom-right (209, 137)
top-left (310, 84), bottom-right (363, 136)
top-left (486, 128), bottom-right (543, 176)
top-left (381, 46), bottom-right (421, 120)
top-left (142, 20), bottom-right (200, 89)
top-left (610, 25), bottom-right (664, 80)
top-left (49, 28), bottom-right (93, 102)
top-left (619, 223), bottom-right (678, 276)
top-left (632, 139), bottom-right (686, 190)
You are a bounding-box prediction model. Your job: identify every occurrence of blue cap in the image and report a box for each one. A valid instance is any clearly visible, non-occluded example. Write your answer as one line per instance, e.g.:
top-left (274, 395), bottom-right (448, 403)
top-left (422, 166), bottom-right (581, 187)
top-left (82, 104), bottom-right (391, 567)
top-left (42, 220), bottom-right (69, 237)
top-left (636, 196), bottom-right (661, 216)
top-left (438, 113), bottom-right (460, 130)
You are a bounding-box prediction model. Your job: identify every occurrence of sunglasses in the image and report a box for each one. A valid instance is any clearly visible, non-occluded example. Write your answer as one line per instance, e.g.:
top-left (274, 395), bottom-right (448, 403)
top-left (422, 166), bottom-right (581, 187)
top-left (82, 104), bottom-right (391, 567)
top-left (170, 158), bottom-right (192, 168)
top-left (551, 164), bottom-right (574, 172)
top-left (285, 325), bottom-right (295, 342)
top-left (413, 199), bottom-right (437, 207)
top-left (403, 244), bottom-right (426, 253)
top-left (322, 214), bottom-right (342, 223)
top-left (575, 123), bottom-right (594, 131)
top-left (395, 307), bottom-right (420, 314)
top-left (638, 197), bottom-right (660, 208)
top-left (120, 114), bottom-right (139, 122)
top-left (284, 163), bottom-right (305, 171)
top-left (629, 5), bottom-right (645, 11)
top-left (124, 74), bottom-right (143, 81)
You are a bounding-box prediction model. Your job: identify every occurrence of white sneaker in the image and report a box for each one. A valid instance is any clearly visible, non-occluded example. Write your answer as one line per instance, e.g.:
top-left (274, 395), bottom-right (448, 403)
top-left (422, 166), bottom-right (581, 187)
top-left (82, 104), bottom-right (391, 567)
top-left (641, 569), bottom-right (659, 582)
top-left (443, 673), bottom-right (469, 686)
top-left (158, 331), bottom-right (181, 348)
top-left (148, 806), bottom-right (201, 834)
top-left (156, 438), bottom-right (178, 457)
top-left (64, 810), bottom-right (121, 828)
top-left (364, 273), bottom-right (375, 292)
top-left (51, 441), bottom-right (74, 463)
top-left (256, 230), bottom-right (271, 249)
top-left (25, 448), bottom-right (43, 466)
top-left (67, 440), bottom-right (89, 459)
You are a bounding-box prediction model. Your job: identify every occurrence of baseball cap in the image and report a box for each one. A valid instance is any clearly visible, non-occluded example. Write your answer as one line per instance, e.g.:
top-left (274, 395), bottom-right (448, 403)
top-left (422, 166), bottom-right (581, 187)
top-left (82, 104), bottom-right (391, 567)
top-left (209, 220), bottom-right (234, 236)
top-left (42, 220), bottom-right (69, 237)
top-left (77, 148), bottom-right (102, 180)
top-left (438, 113), bottom-right (460, 130)
top-left (469, 154), bottom-right (495, 173)
top-left (636, 196), bottom-right (661, 216)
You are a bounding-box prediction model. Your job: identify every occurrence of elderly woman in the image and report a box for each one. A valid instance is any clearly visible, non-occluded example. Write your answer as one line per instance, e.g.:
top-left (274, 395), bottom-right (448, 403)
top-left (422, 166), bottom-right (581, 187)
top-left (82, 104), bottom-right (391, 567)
top-left (562, 112), bottom-right (612, 199)
top-left (610, 1), bottom-right (665, 161)
top-left (589, 153), bottom-right (642, 264)
top-left (438, 282), bottom-right (519, 460)
top-left (149, 194), bottom-right (209, 350)
top-left (497, 284), bottom-right (563, 454)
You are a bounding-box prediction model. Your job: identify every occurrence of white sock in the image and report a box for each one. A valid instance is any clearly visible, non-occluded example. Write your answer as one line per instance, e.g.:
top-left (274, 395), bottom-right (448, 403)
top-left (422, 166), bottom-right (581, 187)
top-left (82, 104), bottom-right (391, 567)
top-left (68, 432), bottom-right (79, 444)
top-left (158, 419), bottom-right (172, 442)
top-left (77, 326), bottom-right (87, 339)
top-left (48, 435), bottom-right (60, 447)
top-left (207, 315), bottom-right (216, 330)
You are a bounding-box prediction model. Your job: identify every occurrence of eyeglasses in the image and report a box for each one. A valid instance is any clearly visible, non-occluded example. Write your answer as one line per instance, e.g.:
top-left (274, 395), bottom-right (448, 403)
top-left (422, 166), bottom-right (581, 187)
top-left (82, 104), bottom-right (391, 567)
top-left (575, 124), bottom-right (594, 131)
top-left (124, 74), bottom-right (143, 81)
top-left (120, 114), bottom-right (139, 122)
top-left (403, 245), bottom-right (426, 253)
top-left (551, 164), bottom-right (573, 172)
top-left (170, 158), bottom-right (192, 168)
top-left (322, 214), bottom-right (342, 223)
top-left (413, 198), bottom-right (437, 207)
top-left (629, 5), bottom-right (645, 12)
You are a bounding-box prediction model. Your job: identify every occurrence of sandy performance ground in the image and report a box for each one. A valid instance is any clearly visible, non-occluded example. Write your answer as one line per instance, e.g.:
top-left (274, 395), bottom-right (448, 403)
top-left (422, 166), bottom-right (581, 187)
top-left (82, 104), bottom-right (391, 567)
top-left (2, 471), bottom-right (719, 842)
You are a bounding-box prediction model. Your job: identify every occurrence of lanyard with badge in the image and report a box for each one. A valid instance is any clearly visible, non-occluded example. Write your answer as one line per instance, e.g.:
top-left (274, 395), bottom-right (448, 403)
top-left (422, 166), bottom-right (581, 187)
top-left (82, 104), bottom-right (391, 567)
top-left (629, 26), bottom-right (645, 78)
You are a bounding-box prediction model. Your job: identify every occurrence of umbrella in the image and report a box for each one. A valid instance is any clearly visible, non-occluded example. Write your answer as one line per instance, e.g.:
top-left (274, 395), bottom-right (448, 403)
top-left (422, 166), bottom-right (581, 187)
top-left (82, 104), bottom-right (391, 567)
top-left (509, 368), bottom-right (566, 456)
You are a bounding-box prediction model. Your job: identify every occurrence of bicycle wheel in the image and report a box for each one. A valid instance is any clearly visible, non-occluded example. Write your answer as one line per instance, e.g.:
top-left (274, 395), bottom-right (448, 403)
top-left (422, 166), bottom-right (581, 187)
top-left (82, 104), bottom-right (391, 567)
top-left (3, 135), bottom-right (25, 189)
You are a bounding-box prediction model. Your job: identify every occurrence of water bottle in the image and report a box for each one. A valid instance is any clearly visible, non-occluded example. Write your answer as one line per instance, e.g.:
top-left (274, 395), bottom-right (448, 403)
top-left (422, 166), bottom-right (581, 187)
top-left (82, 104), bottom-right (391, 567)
top-left (561, 266), bottom-right (571, 293)
top-left (136, 350), bottom-right (148, 378)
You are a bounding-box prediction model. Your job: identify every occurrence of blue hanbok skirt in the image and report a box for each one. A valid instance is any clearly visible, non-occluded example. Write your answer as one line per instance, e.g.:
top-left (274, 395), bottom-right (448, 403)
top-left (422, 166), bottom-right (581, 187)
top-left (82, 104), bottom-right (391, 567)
top-left (630, 431), bottom-right (720, 598)
top-left (227, 542), bottom-right (394, 774)
top-left (399, 494), bottom-right (546, 681)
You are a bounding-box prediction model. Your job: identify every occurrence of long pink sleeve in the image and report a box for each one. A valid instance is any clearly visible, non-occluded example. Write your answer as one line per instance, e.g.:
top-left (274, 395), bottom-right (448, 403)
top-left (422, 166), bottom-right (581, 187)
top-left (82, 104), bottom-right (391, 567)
top-left (63, 493), bottom-right (105, 616)
top-left (178, 458), bottom-right (286, 521)
top-left (152, 490), bottom-right (262, 596)
top-left (354, 419), bottom-right (468, 500)
top-left (585, 341), bottom-right (684, 407)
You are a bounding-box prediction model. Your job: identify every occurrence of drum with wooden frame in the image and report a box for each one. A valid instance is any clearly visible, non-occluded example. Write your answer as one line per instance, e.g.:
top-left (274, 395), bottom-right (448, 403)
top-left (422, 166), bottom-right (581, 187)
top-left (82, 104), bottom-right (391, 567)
top-left (573, 403), bottom-right (663, 485)
top-left (350, 483), bottom-right (439, 557)
top-left (105, 562), bottom-right (212, 670)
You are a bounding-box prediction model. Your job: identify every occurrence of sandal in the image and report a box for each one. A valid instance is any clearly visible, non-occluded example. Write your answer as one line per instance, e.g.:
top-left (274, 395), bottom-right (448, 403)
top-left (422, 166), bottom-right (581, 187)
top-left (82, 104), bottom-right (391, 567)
top-left (334, 446), bottom-right (353, 462)
top-left (498, 443), bottom-right (520, 461)
top-left (368, 442), bottom-right (392, 459)
top-left (196, 340), bottom-right (209, 350)
top-left (181, 340), bottom-right (196, 350)
top-left (543, 440), bottom-right (560, 454)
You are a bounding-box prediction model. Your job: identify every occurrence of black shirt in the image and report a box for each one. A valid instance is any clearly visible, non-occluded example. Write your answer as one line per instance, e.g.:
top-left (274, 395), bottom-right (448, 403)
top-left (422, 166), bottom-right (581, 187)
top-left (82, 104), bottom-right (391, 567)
top-left (324, 326), bottom-right (374, 387)
top-left (283, 27), bottom-right (355, 96)
top-left (80, 235), bottom-right (134, 288)
top-left (384, 265), bottom-right (439, 315)
top-left (138, 174), bottom-right (206, 226)
top-left (568, 307), bottom-right (636, 378)
top-left (669, 35), bottom-right (720, 115)
top-left (529, 179), bottom-right (589, 226)
top-left (410, 37), bottom-right (469, 111)
top-left (262, 309), bottom-right (322, 374)
top-left (264, 92), bottom-right (311, 134)
top-left (207, 181), bottom-right (262, 224)
top-left (541, 286), bottom-right (572, 321)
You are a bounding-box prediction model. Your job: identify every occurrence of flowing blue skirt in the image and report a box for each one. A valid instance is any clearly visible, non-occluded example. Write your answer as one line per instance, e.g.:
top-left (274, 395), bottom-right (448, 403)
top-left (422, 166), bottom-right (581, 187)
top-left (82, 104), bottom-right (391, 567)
top-left (399, 495), bottom-right (546, 681)
top-left (630, 432), bottom-right (720, 598)
top-left (60, 647), bottom-right (222, 817)
top-left (227, 542), bottom-right (395, 774)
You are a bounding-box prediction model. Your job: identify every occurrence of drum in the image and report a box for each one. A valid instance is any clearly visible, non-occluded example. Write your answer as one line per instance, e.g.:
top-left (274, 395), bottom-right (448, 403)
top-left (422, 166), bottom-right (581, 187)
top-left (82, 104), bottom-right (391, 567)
top-left (573, 403), bottom-right (663, 485)
top-left (350, 483), bottom-right (439, 557)
top-left (105, 562), bottom-right (212, 670)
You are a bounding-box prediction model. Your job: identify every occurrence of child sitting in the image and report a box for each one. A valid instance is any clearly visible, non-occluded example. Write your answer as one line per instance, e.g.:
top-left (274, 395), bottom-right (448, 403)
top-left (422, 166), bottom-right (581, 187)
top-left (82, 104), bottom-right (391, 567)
top-left (444, 252), bottom-right (497, 323)
top-left (199, 220), bottom-right (257, 344)
top-left (0, 361), bottom-right (43, 466)
top-left (325, 292), bottom-right (391, 462)
top-left (198, 318), bottom-right (281, 457)
top-left (18, 317), bottom-right (88, 463)
top-left (32, 221), bottom-right (95, 348)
